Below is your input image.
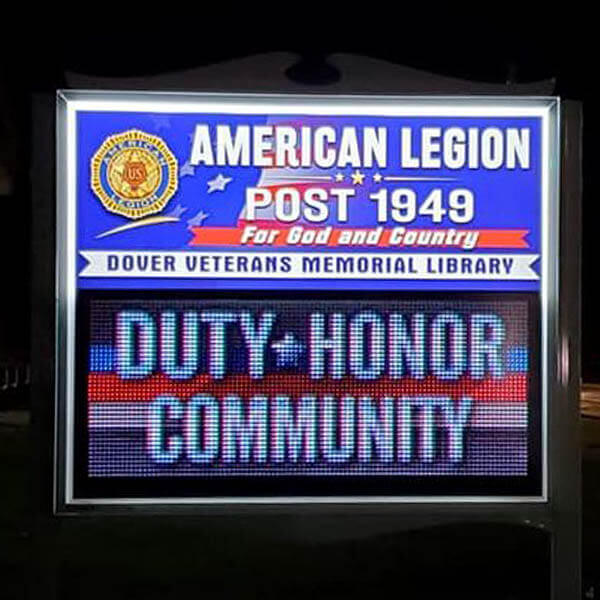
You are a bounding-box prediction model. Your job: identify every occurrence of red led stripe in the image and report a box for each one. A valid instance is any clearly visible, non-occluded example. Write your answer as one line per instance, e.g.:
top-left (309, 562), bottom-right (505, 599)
top-left (87, 373), bottom-right (527, 403)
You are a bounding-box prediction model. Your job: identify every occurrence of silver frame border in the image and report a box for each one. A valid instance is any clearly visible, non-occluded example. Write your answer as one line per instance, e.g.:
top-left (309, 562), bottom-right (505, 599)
top-left (54, 91), bottom-right (559, 511)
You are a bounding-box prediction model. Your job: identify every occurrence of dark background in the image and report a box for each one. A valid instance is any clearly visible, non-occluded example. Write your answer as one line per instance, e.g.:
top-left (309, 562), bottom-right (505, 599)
top-left (0, 16), bottom-right (594, 599)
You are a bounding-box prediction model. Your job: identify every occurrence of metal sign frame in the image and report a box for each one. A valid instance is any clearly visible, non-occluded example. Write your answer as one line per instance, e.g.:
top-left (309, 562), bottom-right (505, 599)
top-left (54, 92), bottom-right (561, 510)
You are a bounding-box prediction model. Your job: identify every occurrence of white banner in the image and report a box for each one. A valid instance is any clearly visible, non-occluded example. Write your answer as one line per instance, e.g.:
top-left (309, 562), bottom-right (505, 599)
top-left (79, 250), bottom-right (540, 280)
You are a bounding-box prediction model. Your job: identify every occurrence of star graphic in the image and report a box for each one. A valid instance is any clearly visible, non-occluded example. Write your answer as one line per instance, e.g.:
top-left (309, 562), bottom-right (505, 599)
top-left (271, 333), bottom-right (305, 368)
top-left (179, 160), bottom-right (195, 178)
top-left (373, 173), bottom-right (383, 183)
top-left (207, 173), bottom-right (233, 193)
top-left (351, 170), bottom-right (365, 185)
top-left (165, 203), bottom-right (188, 218)
top-left (187, 210), bottom-right (209, 229)
top-left (335, 172), bottom-right (345, 182)
top-left (150, 115), bottom-right (171, 131)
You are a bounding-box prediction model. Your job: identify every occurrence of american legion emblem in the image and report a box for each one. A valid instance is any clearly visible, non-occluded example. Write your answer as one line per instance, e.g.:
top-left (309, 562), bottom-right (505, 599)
top-left (90, 129), bottom-right (178, 219)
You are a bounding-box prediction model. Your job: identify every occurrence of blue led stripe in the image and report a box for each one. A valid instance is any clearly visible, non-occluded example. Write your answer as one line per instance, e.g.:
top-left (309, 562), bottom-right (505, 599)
top-left (89, 344), bottom-right (115, 372)
top-left (506, 346), bottom-right (528, 373)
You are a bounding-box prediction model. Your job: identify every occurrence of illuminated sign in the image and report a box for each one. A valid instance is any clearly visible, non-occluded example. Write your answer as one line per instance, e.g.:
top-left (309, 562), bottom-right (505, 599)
top-left (56, 93), bottom-right (559, 506)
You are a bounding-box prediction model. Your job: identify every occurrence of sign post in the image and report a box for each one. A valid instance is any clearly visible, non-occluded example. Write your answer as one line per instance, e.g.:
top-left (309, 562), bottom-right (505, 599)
top-left (49, 90), bottom-right (583, 595)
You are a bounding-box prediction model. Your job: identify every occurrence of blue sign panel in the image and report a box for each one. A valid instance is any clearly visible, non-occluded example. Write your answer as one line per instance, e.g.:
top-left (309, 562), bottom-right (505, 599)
top-left (77, 111), bottom-right (541, 292)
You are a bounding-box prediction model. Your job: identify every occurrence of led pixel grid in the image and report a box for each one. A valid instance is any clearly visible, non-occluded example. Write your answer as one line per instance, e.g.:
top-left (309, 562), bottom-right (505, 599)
top-left (81, 295), bottom-right (538, 491)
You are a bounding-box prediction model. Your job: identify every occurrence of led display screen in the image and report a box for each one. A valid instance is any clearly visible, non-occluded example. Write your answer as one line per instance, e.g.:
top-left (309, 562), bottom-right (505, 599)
top-left (73, 292), bottom-right (540, 498)
top-left (56, 94), bottom-right (558, 505)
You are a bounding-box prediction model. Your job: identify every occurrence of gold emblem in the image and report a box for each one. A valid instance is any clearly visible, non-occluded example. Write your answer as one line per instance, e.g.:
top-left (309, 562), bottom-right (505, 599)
top-left (91, 129), bottom-right (178, 220)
